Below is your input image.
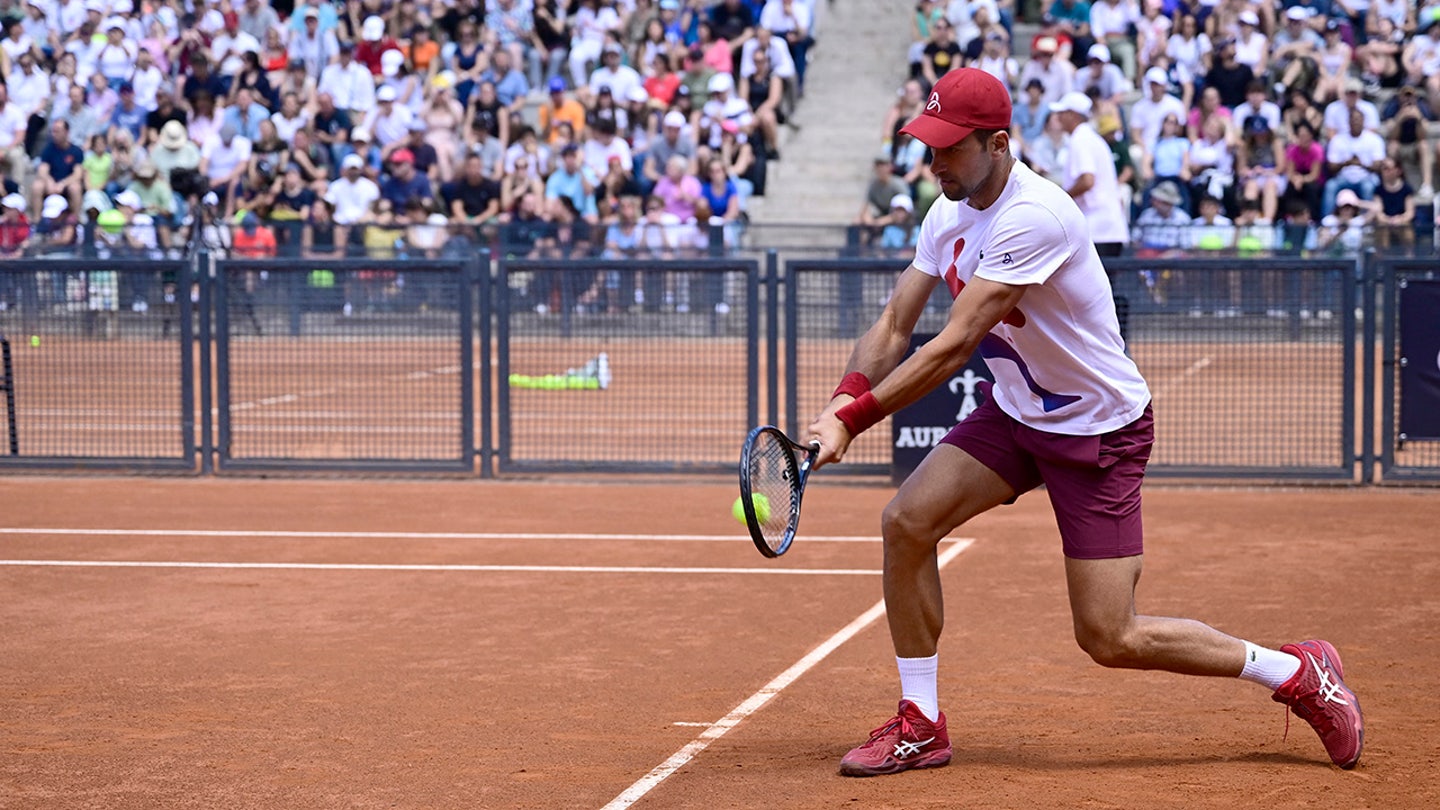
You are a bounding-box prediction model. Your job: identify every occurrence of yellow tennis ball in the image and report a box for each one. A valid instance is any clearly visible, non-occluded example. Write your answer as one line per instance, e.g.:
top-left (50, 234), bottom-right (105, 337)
top-left (30, 335), bottom-right (40, 348)
top-left (733, 493), bottom-right (771, 525)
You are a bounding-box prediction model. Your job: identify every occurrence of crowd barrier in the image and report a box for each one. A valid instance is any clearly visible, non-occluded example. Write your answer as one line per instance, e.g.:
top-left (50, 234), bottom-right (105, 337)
top-left (0, 251), bottom-right (1434, 484)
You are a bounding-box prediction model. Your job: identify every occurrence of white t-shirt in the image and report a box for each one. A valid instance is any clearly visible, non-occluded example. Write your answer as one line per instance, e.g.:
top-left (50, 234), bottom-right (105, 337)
top-left (325, 176), bottom-right (381, 224)
top-left (1128, 92), bottom-right (1187, 151)
top-left (1062, 122), bottom-right (1130, 244)
top-left (201, 135), bottom-right (253, 182)
top-left (1326, 130), bottom-right (1386, 184)
top-left (912, 161), bottom-right (1150, 434)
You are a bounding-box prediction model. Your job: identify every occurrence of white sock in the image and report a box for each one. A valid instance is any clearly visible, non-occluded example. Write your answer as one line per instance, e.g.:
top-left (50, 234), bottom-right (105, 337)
top-left (1238, 641), bottom-right (1302, 690)
top-left (896, 654), bottom-right (940, 722)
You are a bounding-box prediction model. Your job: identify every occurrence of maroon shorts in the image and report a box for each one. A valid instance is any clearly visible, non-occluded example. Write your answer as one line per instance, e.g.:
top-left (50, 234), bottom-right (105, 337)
top-left (940, 384), bottom-right (1154, 560)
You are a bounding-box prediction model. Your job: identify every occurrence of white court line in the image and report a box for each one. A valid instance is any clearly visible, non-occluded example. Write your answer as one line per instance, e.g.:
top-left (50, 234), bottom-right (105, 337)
top-left (1151, 355), bottom-right (1212, 400)
top-left (0, 528), bottom-right (904, 544)
top-left (0, 560), bottom-right (882, 576)
top-left (600, 539), bottom-right (977, 810)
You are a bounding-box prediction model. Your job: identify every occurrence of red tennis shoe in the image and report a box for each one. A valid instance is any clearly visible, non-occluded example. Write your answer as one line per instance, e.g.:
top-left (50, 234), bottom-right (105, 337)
top-left (838, 700), bottom-right (951, 777)
top-left (1271, 639), bottom-right (1364, 769)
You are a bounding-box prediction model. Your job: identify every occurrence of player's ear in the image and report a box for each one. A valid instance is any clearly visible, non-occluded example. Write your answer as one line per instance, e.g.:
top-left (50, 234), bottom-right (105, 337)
top-left (989, 129), bottom-right (1011, 157)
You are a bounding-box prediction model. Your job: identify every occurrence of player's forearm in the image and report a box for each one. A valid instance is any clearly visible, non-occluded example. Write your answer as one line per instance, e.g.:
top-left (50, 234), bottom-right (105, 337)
top-left (839, 312), bottom-right (913, 395)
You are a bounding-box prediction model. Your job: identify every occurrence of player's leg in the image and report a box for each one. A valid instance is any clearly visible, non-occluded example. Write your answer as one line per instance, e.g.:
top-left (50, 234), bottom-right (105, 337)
top-left (881, 443), bottom-right (1016, 660)
top-left (1046, 408), bottom-right (1363, 767)
top-left (1064, 554), bottom-right (1247, 676)
top-left (881, 441), bottom-right (1019, 657)
top-left (840, 393), bottom-right (1040, 778)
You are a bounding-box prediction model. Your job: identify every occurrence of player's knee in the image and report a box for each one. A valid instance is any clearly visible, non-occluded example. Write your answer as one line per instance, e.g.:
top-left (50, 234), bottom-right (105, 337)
top-left (879, 500), bottom-right (941, 555)
top-left (1074, 623), bottom-right (1145, 669)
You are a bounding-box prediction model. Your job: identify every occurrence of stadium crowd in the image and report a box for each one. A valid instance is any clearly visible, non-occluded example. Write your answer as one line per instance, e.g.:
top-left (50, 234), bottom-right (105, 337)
top-left (862, 0), bottom-right (1440, 255)
top-left (0, 0), bottom-right (817, 262)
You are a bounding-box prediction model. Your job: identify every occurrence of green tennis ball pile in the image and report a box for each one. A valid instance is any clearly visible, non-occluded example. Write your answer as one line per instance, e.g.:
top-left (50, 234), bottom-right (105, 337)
top-left (733, 493), bottom-right (771, 525)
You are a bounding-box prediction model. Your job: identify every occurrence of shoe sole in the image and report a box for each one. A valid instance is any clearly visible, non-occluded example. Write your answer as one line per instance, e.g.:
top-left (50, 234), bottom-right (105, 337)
top-left (838, 749), bottom-right (952, 777)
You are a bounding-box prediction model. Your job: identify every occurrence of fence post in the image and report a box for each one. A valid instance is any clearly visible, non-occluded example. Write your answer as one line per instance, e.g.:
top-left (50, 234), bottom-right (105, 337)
top-left (459, 253), bottom-right (477, 476)
top-left (476, 249), bottom-right (493, 479)
top-left (1, 333), bottom-right (16, 455)
top-left (1342, 253), bottom-right (1359, 480)
top-left (747, 260), bottom-right (760, 434)
top-left (1361, 251), bottom-right (1377, 483)
top-left (765, 249), bottom-right (779, 428)
top-left (1379, 261), bottom-right (1397, 477)
top-left (198, 251), bottom-right (214, 475)
top-left (784, 258), bottom-right (799, 437)
top-left (495, 257), bottom-right (511, 474)
top-left (214, 259), bottom-right (232, 466)
top-left (179, 256), bottom-right (196, 472)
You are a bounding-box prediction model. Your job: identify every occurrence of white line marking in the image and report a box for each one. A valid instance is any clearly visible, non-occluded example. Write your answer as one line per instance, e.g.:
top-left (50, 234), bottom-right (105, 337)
top-left (0, 560), bottom-right (882, 576)
top-left (672, 722), bottom-right (711, 727)
top-left (0, 528), bottom-right (923, 544)
top-left (600, 539), bottom-right (976, 810)
top-left (1151, 355), bottom-right (1213, 400)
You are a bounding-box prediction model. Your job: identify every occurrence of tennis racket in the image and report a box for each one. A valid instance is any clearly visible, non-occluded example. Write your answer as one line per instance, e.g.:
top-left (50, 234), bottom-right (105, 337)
top-left (739, 426), bottom-right (820, 558)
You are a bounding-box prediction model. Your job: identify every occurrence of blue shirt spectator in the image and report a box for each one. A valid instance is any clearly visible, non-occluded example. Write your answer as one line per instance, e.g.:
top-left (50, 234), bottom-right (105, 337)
top-left (378, 152), bottom-right (435, 208)
top-left (39, 136), bottom-right (84, 182)
top-left (223, 95), bottom-right (272, 143)
top-left (545, 148), bottom-right (600, 219)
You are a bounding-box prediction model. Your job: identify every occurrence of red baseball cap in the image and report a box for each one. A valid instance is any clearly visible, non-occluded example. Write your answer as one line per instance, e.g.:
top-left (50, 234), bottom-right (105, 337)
top-left (390, 148), bottom-right (415, 164)
top-left (900, 68), bottom-right (1012, 149)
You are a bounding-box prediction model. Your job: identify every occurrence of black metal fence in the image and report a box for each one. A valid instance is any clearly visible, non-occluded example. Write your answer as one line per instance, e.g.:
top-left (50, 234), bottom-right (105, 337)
top-left (0, 259), bottom-right (194, 471)
top-left (213, 258), bottom-right (476, 474)
top-left (496, 258), bottom-right (760, 474)
top-left (1107, 257), bottom-right (1358, 479)
top-left (1379, 259), bottom-right (1440, 483)
top-left (0, 252), bottom-right (1434, 484)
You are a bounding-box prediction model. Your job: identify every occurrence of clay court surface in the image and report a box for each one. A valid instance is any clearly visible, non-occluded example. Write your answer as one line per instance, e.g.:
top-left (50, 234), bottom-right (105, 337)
top-left (1, 477), bottom-right (1437, 809)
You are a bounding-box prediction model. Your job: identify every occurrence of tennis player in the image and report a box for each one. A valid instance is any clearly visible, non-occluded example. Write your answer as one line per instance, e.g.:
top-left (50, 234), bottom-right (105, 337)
top-left (806, 68), bottom-right (1363, 777)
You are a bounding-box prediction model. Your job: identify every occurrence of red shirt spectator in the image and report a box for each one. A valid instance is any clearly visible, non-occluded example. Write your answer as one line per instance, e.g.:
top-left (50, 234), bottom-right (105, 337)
top-left (356, 15), bottom-right (401, 76)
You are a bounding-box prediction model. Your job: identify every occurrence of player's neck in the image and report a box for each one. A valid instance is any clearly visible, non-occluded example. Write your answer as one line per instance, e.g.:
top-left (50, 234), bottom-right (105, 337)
top-left (965, 156), bottom-right (1015, 211)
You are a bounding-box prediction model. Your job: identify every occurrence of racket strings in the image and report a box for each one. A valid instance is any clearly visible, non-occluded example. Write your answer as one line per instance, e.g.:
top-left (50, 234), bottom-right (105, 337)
top-left (748, 432), bottom-right (800, 553)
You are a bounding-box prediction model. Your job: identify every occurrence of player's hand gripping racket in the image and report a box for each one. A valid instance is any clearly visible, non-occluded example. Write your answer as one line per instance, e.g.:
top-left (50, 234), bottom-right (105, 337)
top-left (739, 426), bottom-right (820, 558)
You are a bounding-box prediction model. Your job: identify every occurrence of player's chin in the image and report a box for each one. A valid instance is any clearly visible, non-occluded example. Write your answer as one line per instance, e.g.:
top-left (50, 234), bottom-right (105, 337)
top-left (938, 184), bottom-right (967, 202)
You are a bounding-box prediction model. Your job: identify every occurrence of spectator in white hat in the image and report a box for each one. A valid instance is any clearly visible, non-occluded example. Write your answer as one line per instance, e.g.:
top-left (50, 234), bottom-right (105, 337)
top-left (645, 110), bottom-right (697, 192)
top-left (699, 71), bottom-right (754, 149)
top-left (1128, 66), bottom-right (1187, 162)
top-left (325, 154), bottom-right (381, 255)
top-left (0, 192), bottom-right (30, 258)
top-left (1272, 7), bottom-right (1324, 96)
top-left (1074, 43), bottom-right (1132, 105)
top-left (1017, 36), bottom-right (1074, 106)
top-left (362, 85), bottom-right (414, 152)
top-left (1050, 90), bottom-right (1131, 253)
top-left (879, 192), bottom-right (917, 250)
top-left (1088, 0), bottom-right (1139, 80)
top-left (1233, 10), bottom-right (1270, 76)
top-left (588, 43), bottom-right (643, 106)
top-left (355, 15), bottom-right (401, 77)
top-left (35, 193), bottom-right (78, 253)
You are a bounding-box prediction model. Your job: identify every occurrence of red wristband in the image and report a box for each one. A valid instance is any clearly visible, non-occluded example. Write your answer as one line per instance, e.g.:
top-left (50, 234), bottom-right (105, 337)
top-left (832, 372), bottom-right (871, 400)
top-left (835, 391), bottom-right (885, 436)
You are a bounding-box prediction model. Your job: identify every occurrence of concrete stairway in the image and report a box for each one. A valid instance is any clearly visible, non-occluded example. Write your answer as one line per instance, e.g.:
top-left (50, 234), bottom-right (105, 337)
top-left (745, 0), bottom-right (916, 233)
